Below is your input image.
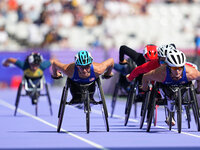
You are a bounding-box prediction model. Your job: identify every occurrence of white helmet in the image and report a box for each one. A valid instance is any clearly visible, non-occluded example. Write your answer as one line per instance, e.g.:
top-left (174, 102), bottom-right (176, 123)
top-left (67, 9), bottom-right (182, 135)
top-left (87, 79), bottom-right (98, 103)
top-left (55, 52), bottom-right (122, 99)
top-left (166, 49), bottom-right (186, 67)
top-left (157, 44), bottom-right (176, 58)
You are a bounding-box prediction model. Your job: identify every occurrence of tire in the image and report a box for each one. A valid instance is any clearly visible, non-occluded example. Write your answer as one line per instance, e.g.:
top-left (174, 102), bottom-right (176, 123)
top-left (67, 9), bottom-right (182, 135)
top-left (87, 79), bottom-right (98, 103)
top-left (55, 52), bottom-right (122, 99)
top-left (177, 89), bottom-right (182, 133)
top-left (146, 86), bottom-right (157, 132)
top-left (124, 84), bottom-right (136, 126)
top-left (189, 86), bottom-right (200, 131)
top-left (140, 90), bottom-right (150, 129)
top-left (35, 100), bottom-right (38, 116)
top-left (111, 83), bottom-right (120, 117)
top-left (169, 112), bottom-right (173, 130)
top-left (85, 93), bottom-right (90, 134)
top-left (185, 105), bottom-right (191, 129)
top-left (58, 86), bottom-right (67, 118)
top-left (97, 78), bottom-right (109, 131)
top-left (14, 83), bottom-right (22, 116)
top-left (45, 83), bottom-right (53, 116)
top-left (57, 86), bottom-right (68, 132)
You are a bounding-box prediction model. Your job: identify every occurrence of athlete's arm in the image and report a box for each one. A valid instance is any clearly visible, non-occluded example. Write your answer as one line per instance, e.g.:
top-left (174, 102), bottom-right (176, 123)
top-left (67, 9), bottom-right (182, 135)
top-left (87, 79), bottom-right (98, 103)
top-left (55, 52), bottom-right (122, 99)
top-left (2, 58), bottom-right (17, 67)
top-left (185, 65), bottom-right (200, 93)
top-left (50, 59), bottom-right (74, 78)
top-left (119, 45), bottom-right (145, 66)
top-left (93, 58), bottom-right (114, 77)
top-left (40, 60), bottom-right (51, 70)
top-left (142, 65), bottom-right (166, 91)
top-left (127, 59), bottom-right (160, 82)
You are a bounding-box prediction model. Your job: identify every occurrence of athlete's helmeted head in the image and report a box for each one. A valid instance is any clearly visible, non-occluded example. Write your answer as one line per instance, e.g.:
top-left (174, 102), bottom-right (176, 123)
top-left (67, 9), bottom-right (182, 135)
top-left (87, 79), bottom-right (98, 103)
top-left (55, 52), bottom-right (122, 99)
top-left (143, 44), bottom-right (158, 61)
top-left (28, 52), bottom-right (43, 65)
top-left (166, 48), bottom-right (186, 67)
top-left (157, 44), bottom-right (176, 58)
top-left (75, 50), bottom-right (93, 66)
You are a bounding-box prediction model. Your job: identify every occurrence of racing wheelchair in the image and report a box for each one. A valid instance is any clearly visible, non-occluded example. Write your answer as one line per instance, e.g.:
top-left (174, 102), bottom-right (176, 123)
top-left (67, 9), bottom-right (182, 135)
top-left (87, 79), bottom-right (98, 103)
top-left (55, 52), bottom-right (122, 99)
top-left (146, 81), bottom-right (200, 133)
top-left (57, 77), bottom-right (109, 134)
top-left (14, 75), bottom-right (53, 116)
top-left (111, 59), bottom-right (136, 117)
top-left (124, 75), bottom-right (145, 126)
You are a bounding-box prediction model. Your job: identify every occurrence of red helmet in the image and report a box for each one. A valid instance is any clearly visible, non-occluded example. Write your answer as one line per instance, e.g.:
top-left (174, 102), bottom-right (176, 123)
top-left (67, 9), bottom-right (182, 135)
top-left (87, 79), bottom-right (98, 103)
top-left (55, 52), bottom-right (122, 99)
top-left (143, 44), bottom-right (158, 61)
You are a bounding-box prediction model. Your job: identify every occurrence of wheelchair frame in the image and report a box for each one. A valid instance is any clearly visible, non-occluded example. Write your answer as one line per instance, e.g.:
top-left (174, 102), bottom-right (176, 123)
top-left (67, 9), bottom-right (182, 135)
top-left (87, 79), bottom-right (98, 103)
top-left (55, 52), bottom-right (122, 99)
top-left (14, 75), bottom-right (53, 116)
top-left (139, 83), bottom-right (153, 129)
top-left (124, 76), bottom-right (142, 126)
top-left (111, 73), bottom-right (131, 117)
top-left (57, 77), bottom-right (109, 134)
top-left (146, 81), bottom-right (200, 133)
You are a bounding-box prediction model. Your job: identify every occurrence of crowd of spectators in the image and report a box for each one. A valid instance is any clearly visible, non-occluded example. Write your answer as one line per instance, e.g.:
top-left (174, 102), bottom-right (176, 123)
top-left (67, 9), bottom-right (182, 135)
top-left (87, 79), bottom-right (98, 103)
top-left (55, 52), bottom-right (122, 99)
top-left (0, 0), bottom-right (199, 51)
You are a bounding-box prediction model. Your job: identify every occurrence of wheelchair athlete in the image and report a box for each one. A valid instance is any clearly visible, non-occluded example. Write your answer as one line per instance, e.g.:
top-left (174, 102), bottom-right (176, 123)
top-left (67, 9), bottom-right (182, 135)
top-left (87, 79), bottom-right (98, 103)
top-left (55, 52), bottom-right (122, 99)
top-left (113, 58), bottom-right (136, 94)
top-left (3, 52), bottom-right (51, 104)
top-left (142, 48), bottom-right (200, 126)
top-left (126, 44), bottom-right (175, 82)
top-left (119, 44), bottom-right (158, 66)
top-left (50, 50), bottom-right (114, 104)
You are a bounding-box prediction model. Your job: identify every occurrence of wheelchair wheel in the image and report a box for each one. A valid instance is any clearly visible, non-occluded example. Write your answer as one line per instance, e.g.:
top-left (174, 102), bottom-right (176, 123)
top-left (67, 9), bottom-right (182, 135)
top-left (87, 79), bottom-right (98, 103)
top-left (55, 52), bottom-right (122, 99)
top-left (189, 86), bottom-right (200, 131)
top-left (35, 100), bottom-right (38, 116)
top-left (140, 90), bottom-right (150, 129)
top-left (45, 83), bottom-right (53, 116)
top-left (84, 91), bottom-right (90, 134)
top-left (124, 83), bottom-right (136, 126)
top-left (185, 105), bottom-right (191, 129)
top-left (97, 78), bottom-right (109, 132)
top-left (146, 87), bottom-right (157, 132)
top-left (111, 82), bottom-right (120, 117)
top-left (176, 89), bottom-right (182, 133)
top-left (14, 83), bottom-right (22, 116)
top-left (183, 92), bottom-right (191, 129)
top-left (57, 86), bottom-right (68, 132)
top-left (168, 111), bottom-right (173, 130)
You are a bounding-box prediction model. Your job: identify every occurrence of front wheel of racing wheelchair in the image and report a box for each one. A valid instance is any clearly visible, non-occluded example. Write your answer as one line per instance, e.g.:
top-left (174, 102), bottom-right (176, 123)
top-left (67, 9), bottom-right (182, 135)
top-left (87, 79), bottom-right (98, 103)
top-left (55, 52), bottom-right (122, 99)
top-left (124, 75), bottom-right (144, 126)
top-left (111, 74), bottom-right (130, 118)
top-left (111, 59), bottom-right (136, 118)
top-left (14, 76), bottom-right (53, 116)
top-left (146, 82), bottom-right (200, 133)
top-left (57, 77), bottom-right (109, 134)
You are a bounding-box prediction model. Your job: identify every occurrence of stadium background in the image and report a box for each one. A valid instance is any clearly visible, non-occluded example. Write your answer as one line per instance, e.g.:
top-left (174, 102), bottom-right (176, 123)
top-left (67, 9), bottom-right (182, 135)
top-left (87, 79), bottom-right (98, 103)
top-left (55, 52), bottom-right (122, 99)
top-left (0, 0), bottom-right (200, 94)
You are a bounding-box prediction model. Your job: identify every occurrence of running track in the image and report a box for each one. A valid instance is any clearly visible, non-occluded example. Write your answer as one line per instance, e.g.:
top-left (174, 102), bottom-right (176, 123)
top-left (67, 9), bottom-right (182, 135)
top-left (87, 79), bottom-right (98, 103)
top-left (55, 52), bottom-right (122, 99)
top-left (1, 87), bottom-right (200, 150)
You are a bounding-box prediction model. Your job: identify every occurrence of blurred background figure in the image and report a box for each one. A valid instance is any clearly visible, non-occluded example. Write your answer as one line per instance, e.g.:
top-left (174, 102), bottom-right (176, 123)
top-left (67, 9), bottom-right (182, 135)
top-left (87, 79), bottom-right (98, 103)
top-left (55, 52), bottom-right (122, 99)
top-left (0, 0), bottom-right (200, 93)
top-left (193, 23), bottom-right (200, 64)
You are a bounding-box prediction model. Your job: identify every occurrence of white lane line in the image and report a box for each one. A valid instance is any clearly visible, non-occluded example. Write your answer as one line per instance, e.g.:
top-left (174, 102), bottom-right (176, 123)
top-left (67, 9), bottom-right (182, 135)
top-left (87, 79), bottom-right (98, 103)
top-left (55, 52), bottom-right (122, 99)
top-left (52, 98), bottom-right (200, 138)
top-left (0, 99), bottom-right (109, 150)
top-left (91, 108), bottom-right (200, 138)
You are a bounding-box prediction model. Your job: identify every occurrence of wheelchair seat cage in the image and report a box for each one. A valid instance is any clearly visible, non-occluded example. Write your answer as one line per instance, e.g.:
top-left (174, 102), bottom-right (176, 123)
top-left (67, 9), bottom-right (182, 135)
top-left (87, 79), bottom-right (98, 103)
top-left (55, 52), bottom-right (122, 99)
top-left (57, 77), bottom-right (109, 134)
top-left (14, 75), bottom-right (53, 116)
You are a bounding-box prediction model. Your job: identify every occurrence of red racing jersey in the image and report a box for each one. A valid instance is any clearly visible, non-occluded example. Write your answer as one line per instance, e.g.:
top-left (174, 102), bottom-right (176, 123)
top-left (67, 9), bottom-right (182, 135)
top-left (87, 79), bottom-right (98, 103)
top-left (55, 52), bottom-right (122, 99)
top-left (127, 59), bottom-right (160, 81)
top-left (127, 59), bottom-right (198, 82)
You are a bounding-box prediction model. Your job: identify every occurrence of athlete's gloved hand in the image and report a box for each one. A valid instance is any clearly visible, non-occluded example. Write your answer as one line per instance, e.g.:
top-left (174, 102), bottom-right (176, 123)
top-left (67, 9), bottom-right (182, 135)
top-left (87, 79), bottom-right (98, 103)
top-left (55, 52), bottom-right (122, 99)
top-left (51, 71), bottom-right (63, 79)
top-left (102, 72), bottom-right (114, 79)
top-left (119, 59), bottom-right (128, 65)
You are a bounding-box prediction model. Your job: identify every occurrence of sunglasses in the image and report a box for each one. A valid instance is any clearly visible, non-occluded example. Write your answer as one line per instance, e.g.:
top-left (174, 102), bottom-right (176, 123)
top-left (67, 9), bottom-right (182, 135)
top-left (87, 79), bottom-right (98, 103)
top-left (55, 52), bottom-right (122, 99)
top-left (170, 66), bottom-right (183, 71)
top-left (77, 64), bottom-right (91, 70)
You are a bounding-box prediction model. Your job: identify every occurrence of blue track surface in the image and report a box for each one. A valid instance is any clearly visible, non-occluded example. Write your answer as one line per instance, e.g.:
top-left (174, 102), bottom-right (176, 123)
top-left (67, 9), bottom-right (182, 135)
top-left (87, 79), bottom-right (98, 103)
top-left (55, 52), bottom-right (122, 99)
top-left (0, 87), bottom-right (200, 150)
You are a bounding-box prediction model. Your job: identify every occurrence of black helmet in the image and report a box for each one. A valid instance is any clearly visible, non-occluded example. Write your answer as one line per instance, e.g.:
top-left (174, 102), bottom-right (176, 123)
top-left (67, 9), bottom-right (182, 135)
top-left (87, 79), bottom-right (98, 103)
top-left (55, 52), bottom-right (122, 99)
top-left (28, 52), bottom-right (43, 65)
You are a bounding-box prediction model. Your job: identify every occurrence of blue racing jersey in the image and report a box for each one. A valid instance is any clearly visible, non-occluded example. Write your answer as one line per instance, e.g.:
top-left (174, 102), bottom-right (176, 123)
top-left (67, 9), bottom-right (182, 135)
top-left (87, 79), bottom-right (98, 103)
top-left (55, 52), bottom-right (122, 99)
top-left (162, 66), bottom-right (188, 85)
top-left (71, 64), bottom-right (96, 84)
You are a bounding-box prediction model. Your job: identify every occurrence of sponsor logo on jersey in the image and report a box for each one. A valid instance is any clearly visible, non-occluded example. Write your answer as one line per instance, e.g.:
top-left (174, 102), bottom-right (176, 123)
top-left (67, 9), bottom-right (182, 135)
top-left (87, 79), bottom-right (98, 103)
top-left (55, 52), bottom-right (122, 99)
top-left (89, 77), bottom-right (95, 81)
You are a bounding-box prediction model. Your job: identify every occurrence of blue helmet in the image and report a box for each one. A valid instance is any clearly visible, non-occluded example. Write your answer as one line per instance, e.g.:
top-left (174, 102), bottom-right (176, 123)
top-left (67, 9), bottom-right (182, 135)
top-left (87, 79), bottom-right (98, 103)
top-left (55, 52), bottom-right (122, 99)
top-left (75, 50), bottom-right (93, 66)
